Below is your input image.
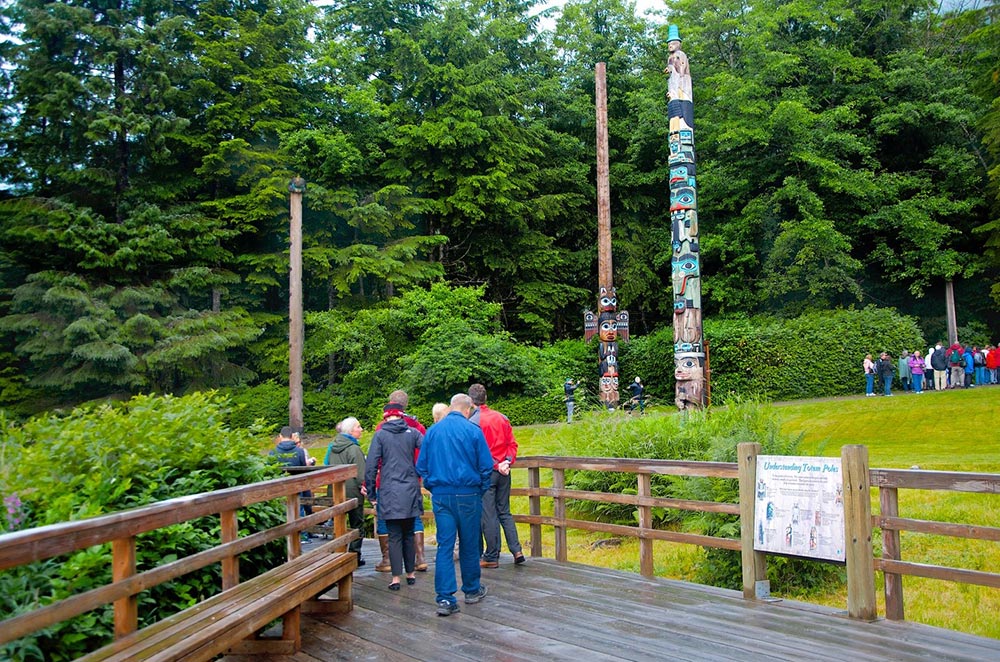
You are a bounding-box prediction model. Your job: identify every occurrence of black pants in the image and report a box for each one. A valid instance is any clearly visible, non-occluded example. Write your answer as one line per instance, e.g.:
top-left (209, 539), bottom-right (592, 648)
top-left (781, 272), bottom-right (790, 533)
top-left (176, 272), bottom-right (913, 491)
top-left (347, 502), bottom-right (365, 555)
top-left (385, 518), bottom-right (415, 576)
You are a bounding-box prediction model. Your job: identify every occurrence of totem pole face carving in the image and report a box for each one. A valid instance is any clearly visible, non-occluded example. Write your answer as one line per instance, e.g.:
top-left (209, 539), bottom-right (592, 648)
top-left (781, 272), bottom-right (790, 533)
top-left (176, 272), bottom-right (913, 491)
top-left (598, 312), bottom-right (618, 343)
top-left (599, 286), bottom-right (617, 312)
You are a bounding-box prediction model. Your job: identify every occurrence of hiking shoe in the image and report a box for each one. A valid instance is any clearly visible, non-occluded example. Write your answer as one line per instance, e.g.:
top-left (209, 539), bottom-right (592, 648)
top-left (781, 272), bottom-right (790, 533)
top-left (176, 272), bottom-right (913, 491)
top-left (514, 552), bottom-right (526, 565)
top-left (436, 600), bottom-right (460, 617)
top-left (480, 560), bottom-right (499, 568)
top-left (464, 585), bottom-right (488, 604)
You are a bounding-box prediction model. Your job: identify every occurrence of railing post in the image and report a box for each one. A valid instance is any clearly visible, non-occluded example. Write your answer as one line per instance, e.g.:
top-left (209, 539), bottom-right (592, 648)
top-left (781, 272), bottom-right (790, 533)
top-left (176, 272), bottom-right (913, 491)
top-left (553, 468), bottom-right (567, 562)
top-left (220, 509), bottom-right (239, 591)
top-left (112, 537), bottom-right (137, 639)
top-left (843, 444), bottom-right (877, 621)
top-left (880, 486), bottom-right (903, 620)
top-left (638, 472), bottom-right (654, 577)
top-left (529, 467), bottom-right (542, 557)
top-left (287, 493), bottom-right (302, 559)
top-left (737, 442), bottom-right (767, 599)
top-left (332, 481), bottom-right (348, 553)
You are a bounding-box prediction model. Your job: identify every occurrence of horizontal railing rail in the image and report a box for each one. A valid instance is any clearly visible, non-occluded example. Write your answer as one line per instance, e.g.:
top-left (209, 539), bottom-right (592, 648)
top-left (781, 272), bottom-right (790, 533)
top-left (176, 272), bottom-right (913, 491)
top-left (0, 465), bottom-right (358, 649)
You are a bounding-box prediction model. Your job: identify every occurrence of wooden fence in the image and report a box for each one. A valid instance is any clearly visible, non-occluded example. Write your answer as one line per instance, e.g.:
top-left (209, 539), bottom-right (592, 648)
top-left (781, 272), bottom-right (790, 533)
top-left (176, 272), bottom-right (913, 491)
top-left (0, 465), bottom-right (358, 655)
top-left (510, 443), bottom-right (1000, 623)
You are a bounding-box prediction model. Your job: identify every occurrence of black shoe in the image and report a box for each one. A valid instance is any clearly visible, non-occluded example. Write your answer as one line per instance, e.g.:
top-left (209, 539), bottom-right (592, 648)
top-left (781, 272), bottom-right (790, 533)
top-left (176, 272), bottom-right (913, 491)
top-left (357, 558), bottom-right (366, 566)
top-left (464, 585), bottom-right (488, 604)
top-left (388, 582), bottom-right (400, 591)
top-left (514, 553), bottom-right (526, 565)
top-left (406, 576), bottom-right (416, 585)
top-left (436, 600), bottom-right (460, 616)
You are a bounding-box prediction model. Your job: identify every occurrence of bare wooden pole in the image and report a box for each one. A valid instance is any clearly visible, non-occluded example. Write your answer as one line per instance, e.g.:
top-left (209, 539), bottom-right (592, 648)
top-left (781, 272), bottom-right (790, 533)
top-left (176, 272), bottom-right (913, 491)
top-left (945, 279), bottom-right (957, 345)
top-left (595, 62), bottom-right (612, 288)
top-left (288, 177), bottom-right (305, 431)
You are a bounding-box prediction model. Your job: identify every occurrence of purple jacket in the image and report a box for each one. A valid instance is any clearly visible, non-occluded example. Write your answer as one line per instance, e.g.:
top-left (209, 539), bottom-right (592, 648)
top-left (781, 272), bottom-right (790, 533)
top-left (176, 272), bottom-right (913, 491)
top-left (907, 356), bottom-right (924, 375)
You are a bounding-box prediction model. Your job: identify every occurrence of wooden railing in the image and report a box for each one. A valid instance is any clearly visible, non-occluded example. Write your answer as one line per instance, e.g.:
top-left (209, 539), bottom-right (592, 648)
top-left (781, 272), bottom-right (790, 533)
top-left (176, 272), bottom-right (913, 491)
top-left (0, 465), bottom-right (358, 650)
top-left (510, 445), bottom-right (1000, 624)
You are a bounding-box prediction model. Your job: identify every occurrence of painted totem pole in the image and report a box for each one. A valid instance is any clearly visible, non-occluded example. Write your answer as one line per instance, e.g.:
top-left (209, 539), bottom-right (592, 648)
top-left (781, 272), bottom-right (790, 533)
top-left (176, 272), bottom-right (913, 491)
top-left (584, 63), bottom-right (629, 410)
top-left (666, 25), bottom-right (705, 410)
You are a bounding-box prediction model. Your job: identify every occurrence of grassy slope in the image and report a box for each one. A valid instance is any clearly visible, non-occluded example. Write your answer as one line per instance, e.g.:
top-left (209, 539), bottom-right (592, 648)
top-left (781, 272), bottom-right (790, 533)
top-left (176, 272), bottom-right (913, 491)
top-left (513, 387), bottom-right (1000, 639)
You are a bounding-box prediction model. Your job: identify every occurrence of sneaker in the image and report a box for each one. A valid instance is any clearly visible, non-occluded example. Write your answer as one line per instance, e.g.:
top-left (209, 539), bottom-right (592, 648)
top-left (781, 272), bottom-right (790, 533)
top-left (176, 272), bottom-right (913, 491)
top-left (480, 559), bottom-right (499, 568)
top-left (464, 585), bottom-right (488, 604)
top-left (514, 552), bottom-right (526, 565)
top-left (436, 600), bottom-right (460, 617)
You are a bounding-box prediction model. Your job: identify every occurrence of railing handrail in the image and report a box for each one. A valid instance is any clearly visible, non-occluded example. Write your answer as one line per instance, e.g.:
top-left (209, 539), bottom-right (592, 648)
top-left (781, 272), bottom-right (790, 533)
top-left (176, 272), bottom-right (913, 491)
top-left (0, 465), bottom-right (355, 571)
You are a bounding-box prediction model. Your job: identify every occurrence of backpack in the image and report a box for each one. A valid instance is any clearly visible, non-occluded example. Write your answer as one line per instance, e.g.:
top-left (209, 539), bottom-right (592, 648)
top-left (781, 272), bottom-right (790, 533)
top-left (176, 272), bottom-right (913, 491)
top-left (948, 348), bottom-right (964, 366)
top-left (974, 352), bottom-right (985, 367)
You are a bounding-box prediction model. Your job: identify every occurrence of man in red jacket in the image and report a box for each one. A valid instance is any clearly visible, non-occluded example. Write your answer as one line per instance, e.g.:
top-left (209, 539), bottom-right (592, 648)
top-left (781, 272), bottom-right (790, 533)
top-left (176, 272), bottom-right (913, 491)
top-left (469, 383), bottom-right (526, 568)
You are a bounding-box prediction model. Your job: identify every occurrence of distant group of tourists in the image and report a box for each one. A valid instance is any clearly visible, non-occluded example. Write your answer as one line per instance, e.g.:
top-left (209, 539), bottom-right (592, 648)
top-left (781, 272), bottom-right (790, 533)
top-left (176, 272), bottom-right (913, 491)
top-left (863, 342), bottom-right (1000, 397)
top-left (272, 385), bottom-right (525, 617)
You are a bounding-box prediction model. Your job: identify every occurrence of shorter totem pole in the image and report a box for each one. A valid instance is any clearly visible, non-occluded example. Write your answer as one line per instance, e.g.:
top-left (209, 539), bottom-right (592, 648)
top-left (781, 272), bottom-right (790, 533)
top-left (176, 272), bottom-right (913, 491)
top-left (666, 25), bottom-right (706, 410)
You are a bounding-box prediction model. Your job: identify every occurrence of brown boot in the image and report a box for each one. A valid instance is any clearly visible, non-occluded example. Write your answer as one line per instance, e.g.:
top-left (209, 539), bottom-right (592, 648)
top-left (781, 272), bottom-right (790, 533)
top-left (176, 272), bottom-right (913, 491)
top-left (414, 531), bottom-right (428, 572)
top-left (376, 534), bottom-right (391, 572)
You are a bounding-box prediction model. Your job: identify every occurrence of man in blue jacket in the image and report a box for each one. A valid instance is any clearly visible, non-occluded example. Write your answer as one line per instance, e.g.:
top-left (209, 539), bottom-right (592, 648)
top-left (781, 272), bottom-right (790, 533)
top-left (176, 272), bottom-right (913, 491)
top-left (416, 393), bottom-right (494, 616)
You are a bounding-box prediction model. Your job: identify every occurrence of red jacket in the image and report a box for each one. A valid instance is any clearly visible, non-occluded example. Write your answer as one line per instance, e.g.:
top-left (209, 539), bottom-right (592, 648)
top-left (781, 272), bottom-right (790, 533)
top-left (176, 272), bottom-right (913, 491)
top-left (477, 405), bottom-right (518, 469)
top-left (988, 348), bottom-right (1000, 370)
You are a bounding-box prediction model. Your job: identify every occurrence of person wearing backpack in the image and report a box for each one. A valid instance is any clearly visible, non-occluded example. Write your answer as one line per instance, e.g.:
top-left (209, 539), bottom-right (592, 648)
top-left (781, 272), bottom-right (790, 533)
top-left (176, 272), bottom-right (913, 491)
top-left (947, 343), bottom-right (965, 389)
top-left (877, 352), bottom-right (895, 396)
top-left (972, 346), bottom-right (986, 386)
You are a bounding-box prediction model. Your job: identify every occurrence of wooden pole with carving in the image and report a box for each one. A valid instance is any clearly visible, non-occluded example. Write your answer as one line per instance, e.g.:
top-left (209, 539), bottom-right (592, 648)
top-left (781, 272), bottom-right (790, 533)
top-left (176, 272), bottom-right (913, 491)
top-left (584, 63), bottom-right (629, 410)
top-left (666, 25), bottom-right (705, 410)
top-left (288, 176), bottom-right (306, 431)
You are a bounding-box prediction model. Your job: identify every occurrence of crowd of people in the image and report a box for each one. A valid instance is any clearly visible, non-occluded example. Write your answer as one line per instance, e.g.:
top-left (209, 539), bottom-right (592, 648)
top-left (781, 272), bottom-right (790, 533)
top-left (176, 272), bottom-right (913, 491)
top-left (273, 385), bottom-right (525, 617)
top-left (863, 343), bottom-right (1000, 396)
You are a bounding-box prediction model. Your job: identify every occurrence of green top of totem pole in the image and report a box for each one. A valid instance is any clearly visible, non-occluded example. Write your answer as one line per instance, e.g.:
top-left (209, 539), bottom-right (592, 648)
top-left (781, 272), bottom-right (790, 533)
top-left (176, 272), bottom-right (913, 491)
top-left (668, 24), bottom-right (681, 42)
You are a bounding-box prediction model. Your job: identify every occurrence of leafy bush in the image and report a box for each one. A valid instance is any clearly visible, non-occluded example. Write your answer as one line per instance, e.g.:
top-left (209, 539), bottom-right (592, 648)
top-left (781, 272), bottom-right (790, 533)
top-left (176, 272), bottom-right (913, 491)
top-left (0, 393), bottom-right (286, 661)
top-left (558, 398), bottom-right (843, 594)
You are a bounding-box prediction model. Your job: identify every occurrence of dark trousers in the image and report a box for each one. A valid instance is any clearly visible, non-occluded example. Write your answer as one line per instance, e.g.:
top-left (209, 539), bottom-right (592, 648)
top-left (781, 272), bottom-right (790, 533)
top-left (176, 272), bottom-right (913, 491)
top-left (385, 518), bottom-right (415, 576)
top-left (347, 502), bottom-right (365, 555)
top-left (481, 470), bottom-right (522, 562)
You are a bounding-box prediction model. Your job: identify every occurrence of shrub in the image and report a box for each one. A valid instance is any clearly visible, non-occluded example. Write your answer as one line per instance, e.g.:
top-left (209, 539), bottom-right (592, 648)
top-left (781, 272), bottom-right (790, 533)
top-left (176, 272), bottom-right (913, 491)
top-left (0, 393), bottom-right (286, 661)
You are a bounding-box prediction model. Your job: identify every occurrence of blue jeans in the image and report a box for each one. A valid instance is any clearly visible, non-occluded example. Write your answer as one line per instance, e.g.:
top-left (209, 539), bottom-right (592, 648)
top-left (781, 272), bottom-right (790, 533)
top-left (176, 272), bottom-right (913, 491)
top-left (865, 374), bottom-right (874, 395)
top-left (431, 493), bottom-right (483, 605)
top-left (566, 401), bottom-right (574, 423)
top-left (481, 471), bottom-right (522, 562)
top-left (883, 376), bottom-right (892, 395)
top-left (911, 373), bottom-right (923, 394)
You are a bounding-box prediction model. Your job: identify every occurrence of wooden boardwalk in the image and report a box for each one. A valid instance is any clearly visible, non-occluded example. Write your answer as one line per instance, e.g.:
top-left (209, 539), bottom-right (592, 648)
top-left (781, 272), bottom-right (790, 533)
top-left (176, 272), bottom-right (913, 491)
top-left (225, 540), bottom-right (1000, 662)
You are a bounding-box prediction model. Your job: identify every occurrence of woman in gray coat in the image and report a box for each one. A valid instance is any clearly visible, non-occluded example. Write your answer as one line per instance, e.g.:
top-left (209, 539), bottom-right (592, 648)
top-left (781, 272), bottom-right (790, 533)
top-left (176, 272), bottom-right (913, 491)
top-left (365, 407), bottom-right (423, 590)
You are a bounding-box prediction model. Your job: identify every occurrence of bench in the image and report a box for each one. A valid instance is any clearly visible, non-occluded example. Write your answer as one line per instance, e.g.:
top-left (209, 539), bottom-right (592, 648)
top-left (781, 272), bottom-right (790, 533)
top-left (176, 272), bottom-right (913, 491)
top-left (78, 541), bottom-right (356, 661)
top-left (0, 466), bottom-right (360, 661)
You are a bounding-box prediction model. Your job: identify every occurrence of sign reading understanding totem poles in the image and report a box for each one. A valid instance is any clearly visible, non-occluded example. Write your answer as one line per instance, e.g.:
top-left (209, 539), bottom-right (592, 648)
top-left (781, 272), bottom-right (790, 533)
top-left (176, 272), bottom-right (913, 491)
top-left (666, 25), bottom-right (705, 410)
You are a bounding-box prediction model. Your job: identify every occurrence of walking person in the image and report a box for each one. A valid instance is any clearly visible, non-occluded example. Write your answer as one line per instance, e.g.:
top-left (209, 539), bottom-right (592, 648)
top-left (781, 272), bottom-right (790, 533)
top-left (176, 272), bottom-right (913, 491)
top-left (468, 384), bottom-right (525, 569)
top-left (324, 417), bottom-right (367, 565)
top-left (415, 393), bottom-right (493, 616)
top-left (627, 376), bottom-right (646, 414)
top-left (365, 406), bottom-right (424, 591)
top-left (908, 350), bottom-right (925, 394)
top-left (863, 354), bottom-right (876, 397)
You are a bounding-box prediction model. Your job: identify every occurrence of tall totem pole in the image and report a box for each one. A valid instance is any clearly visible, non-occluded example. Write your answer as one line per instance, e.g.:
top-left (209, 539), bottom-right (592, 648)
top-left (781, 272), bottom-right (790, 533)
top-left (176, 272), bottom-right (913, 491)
top-left (584, 63), bottom-right (629, 410)
top-left (666, 25), bottom-right (705, 410)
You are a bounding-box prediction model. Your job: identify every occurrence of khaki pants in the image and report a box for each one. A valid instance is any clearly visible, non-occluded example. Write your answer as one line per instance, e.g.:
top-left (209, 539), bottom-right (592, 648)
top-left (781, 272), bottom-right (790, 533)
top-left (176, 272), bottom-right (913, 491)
top-left (949, 366), bottom-right (964, 388)
top-left (934, 369), bottom-right (947, 391)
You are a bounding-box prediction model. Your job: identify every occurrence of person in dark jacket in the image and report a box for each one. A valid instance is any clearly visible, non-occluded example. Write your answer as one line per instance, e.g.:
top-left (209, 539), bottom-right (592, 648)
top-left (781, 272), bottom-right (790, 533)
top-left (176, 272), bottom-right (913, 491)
top-left (415, 393), bottom-right (494, 616)
top-left (564, 378), bottom-right (579, 423)
top-left (877, 352), bottom-right (895, 396)
top-left (930, 343), bottom-right (948, 391)
top-left (365, 408), bottom-right (423, 591)
top-left (325, 417), bottom-right (367, 565)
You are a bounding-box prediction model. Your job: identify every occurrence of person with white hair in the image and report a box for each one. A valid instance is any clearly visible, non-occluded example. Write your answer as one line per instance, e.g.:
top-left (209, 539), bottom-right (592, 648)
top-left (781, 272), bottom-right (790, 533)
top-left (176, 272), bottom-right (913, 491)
top-left (325, 417), bottom-right (367, 565)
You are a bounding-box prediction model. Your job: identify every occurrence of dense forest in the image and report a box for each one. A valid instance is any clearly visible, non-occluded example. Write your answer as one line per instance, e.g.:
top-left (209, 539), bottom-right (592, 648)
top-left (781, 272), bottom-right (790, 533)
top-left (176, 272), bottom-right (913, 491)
top-left (0, 0), bottom-right (998, 416)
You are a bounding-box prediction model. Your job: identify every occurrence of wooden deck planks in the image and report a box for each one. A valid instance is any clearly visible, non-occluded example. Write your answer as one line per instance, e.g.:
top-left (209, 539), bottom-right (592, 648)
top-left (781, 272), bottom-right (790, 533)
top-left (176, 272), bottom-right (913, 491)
top-left (239, 541), bottom-right (999, 662)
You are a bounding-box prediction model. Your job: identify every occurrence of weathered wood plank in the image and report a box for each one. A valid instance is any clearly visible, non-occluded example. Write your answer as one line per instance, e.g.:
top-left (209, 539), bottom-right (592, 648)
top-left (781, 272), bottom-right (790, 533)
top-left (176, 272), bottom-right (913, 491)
top-left (870, 468), bottom-right (1000, 493)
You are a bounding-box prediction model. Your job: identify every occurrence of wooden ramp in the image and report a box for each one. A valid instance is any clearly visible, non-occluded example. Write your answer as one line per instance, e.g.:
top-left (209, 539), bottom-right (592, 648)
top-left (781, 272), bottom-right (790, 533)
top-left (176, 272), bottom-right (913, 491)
top-left (225, 540), bottom-right (1000, 661)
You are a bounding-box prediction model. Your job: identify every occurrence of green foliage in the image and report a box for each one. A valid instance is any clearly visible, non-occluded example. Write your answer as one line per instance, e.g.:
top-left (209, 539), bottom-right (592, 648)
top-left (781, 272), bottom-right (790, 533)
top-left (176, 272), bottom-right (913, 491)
top-left (0, 393), bottom-right (285, 660)
top-left (559, 397), bottom-right (841, 593)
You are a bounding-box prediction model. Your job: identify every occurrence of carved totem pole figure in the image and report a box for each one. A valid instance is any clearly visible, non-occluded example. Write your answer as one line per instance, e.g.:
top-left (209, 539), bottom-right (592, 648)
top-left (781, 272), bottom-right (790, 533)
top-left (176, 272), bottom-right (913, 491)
top-left (584, 63), bottom-right (628, 410)
top-left (666, 25), bottom-right (705, 410)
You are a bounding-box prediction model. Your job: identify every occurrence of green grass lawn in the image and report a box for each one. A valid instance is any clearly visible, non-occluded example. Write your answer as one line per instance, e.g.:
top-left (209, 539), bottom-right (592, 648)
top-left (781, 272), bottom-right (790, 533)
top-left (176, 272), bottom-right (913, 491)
top-left (509, 387), bottom-right (1000, 639)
